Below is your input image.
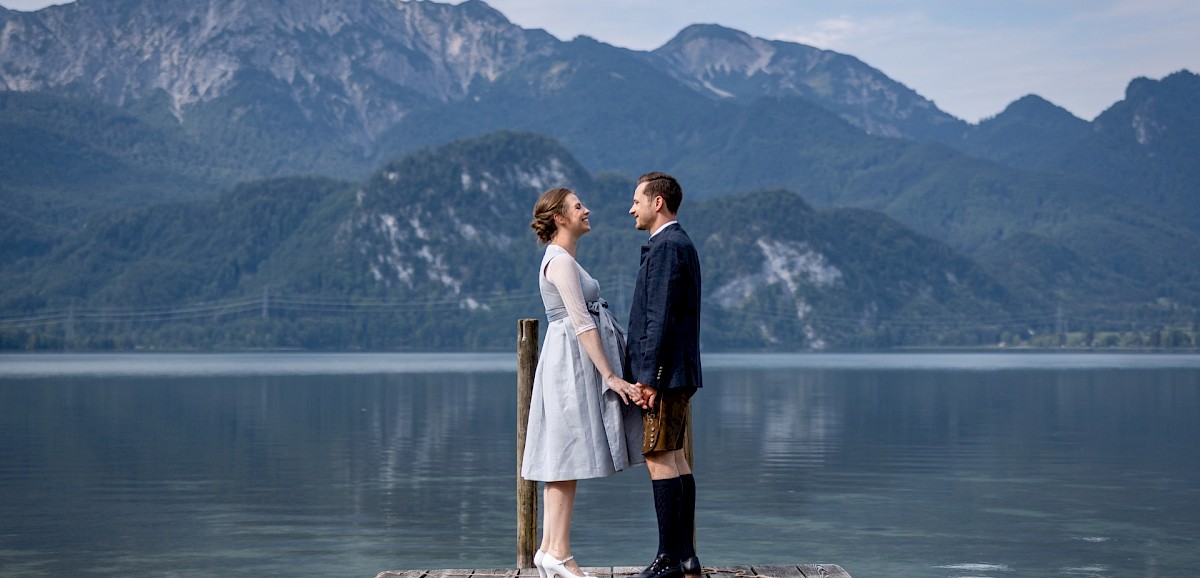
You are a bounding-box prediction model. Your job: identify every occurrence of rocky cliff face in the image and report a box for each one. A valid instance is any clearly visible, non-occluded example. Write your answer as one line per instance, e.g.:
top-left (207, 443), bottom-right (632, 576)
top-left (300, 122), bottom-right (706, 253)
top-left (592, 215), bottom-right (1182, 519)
top-left (337, 131), bottom-right (591, 302)
top-left (0, 0), bottom-right (973, 147)
top-left (0, 0), bottom-right (555, 142)
top-left (650, 24), bottom-right (967, 140)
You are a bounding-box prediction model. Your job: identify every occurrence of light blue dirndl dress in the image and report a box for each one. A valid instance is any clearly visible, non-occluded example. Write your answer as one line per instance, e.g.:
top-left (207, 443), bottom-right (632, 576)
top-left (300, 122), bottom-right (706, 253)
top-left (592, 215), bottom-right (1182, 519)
top-left (521, 245), bottom-right (644, 482)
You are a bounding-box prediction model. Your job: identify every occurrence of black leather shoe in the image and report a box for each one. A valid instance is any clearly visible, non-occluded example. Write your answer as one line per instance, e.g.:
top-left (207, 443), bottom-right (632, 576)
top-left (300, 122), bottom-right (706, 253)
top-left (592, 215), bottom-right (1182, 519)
top-left (631, 554), bottom-right (683, 578)
top-left (681, 556), bottom-right (701, 577)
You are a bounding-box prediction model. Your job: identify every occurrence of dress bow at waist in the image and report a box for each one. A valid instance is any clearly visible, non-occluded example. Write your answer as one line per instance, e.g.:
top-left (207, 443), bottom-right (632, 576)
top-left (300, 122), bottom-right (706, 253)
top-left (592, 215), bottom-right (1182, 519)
top-left (586, 298), bottom-right (609, 316)
top-left (546, 299), bottom-right (609, 323)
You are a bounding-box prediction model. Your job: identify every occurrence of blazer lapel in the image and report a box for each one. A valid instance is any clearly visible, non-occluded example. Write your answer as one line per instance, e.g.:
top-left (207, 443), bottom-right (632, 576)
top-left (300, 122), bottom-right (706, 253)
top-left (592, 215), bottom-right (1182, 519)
top-left (640, 223), bottom-right (675, 266)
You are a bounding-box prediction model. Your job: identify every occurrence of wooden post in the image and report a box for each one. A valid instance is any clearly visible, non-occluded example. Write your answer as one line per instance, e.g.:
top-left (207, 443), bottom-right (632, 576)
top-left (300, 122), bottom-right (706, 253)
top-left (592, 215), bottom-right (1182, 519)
top-left (516, 318), bottom-right (539, 569)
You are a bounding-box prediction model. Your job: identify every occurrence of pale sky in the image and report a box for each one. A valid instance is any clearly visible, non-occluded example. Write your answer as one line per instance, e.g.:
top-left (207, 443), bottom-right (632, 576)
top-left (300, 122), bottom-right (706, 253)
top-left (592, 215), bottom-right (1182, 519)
top-left (3, 0), bottom-right (1197, 123)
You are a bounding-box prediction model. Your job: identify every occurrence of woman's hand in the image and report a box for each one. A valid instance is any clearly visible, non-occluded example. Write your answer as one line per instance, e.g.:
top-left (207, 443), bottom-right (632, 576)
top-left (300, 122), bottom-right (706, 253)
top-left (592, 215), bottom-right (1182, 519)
top-left (605, 374), bottom-right (647, 408)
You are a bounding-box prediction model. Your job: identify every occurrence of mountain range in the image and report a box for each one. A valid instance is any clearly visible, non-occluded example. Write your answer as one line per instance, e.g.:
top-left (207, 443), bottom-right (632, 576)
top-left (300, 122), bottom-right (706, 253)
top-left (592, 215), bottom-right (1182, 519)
top-left (1, 131), bottom-right (1029, 350)
top-left (1, 0), bottom-right (1196, 349)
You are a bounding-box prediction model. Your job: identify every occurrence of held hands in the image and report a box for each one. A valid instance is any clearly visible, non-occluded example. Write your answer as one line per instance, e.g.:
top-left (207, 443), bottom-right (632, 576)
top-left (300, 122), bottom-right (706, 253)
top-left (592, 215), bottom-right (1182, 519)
top-left (605, 374), bottom-right (652, 409)
top-left (635, 383), bottom-right (657, 409)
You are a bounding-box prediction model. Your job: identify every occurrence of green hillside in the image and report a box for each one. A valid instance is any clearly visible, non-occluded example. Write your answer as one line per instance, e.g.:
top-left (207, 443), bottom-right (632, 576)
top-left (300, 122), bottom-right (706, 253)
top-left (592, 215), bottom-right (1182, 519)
top-left (1, 133), bottom-right (1054, 351)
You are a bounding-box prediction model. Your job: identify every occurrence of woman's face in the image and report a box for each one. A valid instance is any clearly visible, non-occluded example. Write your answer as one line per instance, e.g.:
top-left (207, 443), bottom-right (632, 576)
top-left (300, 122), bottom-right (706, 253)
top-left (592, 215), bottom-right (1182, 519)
top-left (557, 193), bottom-right (591, 237)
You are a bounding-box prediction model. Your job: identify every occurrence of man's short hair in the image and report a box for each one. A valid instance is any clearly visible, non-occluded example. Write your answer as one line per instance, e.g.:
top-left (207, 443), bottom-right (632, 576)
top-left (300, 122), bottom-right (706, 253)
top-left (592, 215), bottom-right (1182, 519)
top-left (637, 172), bottom-right (683, 214)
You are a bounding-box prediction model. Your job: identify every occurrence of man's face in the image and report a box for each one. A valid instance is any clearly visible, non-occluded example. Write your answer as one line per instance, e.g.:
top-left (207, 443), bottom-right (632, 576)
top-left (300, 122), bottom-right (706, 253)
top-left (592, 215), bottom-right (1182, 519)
top-left (629, 183), bottom-right (657, 231)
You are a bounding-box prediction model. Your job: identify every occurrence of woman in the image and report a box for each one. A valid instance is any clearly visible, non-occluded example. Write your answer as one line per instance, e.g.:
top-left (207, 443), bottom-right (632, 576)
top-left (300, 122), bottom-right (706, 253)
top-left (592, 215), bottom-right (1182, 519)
top-left (524, 187), bottom-right (646, 578)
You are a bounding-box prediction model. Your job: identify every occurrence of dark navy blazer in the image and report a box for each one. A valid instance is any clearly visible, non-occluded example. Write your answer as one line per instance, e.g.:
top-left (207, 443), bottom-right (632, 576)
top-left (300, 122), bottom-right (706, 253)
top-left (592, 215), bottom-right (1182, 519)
top-left (624, 223), bottom-right (703, 393)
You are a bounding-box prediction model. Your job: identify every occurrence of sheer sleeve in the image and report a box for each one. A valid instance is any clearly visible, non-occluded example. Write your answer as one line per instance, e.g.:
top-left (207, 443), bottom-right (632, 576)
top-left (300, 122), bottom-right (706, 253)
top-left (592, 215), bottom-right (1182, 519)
top-left (544, 253), bottom-right (597, 335)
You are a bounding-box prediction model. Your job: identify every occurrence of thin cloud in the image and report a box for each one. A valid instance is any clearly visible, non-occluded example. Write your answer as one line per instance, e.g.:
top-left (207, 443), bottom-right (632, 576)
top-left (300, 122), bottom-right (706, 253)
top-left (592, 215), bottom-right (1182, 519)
top-left (777, 16), bottom-right (864, 49)
top-left (0, 0), bottom-right (69, 9)
top-left (1, 0), bottom-right (1195, 122)
top-left (772, 5), bottom-right (1191, 122)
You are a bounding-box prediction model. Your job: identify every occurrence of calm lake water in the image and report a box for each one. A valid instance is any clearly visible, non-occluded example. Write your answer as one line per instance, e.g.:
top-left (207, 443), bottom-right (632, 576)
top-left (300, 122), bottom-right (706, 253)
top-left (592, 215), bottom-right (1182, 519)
top-left (1, 352), bottom-right (1199, 578)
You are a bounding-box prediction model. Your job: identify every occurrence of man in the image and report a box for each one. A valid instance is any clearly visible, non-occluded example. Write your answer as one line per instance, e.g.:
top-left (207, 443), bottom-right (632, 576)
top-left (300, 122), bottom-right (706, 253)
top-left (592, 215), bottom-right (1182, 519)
top-left (624, 172), bottom-right (703, 578)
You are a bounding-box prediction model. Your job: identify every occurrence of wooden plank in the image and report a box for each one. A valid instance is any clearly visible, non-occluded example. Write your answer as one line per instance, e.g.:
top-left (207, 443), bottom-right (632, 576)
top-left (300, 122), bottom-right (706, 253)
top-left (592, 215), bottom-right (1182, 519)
top-left (376, 565), bottom-right (851, 578)
top-left (424, 569), bottom-right (477, 578)
top-left (611, 566), bottom-right (644, 578)
top-left (709, 565), bottom-right (753, 578)
top-left (749, 565), bottom-right (804, 578)
top-left (473, 569), bottom-right (519, 578)
top-left (795, 565), bottom-right (851, 578)
top-left (375, 571), bottom-right (426, 578)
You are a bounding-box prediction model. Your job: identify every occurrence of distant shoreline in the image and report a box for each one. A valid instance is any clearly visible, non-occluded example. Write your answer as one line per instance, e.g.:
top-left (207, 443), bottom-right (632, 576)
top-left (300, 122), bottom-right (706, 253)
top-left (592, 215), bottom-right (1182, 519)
top-left (4, 349), bottom-right (1200, 380)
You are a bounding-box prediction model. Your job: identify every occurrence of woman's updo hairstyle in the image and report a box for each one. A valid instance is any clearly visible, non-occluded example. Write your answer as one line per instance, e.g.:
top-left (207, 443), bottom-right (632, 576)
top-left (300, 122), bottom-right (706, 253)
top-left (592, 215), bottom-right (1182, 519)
top-left (531, 187), bottom-right (573, 244)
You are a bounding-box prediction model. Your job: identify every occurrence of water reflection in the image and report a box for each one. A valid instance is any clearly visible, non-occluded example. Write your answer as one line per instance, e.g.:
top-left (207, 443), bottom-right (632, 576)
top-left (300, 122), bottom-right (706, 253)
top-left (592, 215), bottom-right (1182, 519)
top-left (1, 372), bottom-right (522, 576)
top-left (1, 359), bottom-right (1198, 578)
top-left (689, 367), bottom-right (1200, 577)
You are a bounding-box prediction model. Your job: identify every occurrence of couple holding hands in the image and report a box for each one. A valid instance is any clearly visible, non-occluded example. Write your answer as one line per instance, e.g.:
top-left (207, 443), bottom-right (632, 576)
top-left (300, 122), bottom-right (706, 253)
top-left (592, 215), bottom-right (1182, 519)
top-left (522, 172), bottom-right (703, 578)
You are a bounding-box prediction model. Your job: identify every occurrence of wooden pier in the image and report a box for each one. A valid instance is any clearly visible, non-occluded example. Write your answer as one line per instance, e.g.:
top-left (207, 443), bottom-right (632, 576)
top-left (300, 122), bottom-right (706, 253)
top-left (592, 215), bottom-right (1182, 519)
top-left (377, 322), bottom-right (854, 578)
top-left (378, 565), bottom-right (852, 578)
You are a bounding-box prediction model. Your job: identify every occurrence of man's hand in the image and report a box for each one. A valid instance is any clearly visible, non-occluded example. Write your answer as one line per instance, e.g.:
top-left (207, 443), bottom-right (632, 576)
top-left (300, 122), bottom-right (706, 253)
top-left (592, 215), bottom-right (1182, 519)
top-left (635, 383), bottom-right (657, 409)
